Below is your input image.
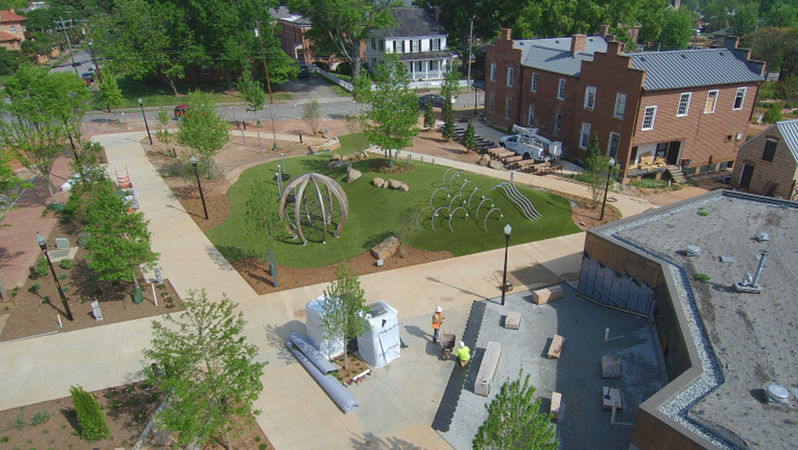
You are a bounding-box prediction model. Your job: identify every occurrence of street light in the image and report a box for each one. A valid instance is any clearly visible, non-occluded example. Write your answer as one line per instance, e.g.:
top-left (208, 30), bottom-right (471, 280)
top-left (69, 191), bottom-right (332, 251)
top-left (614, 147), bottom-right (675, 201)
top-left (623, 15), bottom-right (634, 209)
top-left (138, 97), bottom-right (153, 145)
top-left (36, 232), bottom-right (73, 321)
top-left (600, 158), bottom-right (616, 221)
top-left (190, 155), bottom-right (209, 220)
top-left (501, 223), bottom-right (512, 306)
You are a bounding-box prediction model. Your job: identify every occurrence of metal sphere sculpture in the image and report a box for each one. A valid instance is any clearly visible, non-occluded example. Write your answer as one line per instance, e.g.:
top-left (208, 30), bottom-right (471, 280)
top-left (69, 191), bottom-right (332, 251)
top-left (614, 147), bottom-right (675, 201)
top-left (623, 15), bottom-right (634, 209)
top-left (279, 173), bottom-right (349, 245)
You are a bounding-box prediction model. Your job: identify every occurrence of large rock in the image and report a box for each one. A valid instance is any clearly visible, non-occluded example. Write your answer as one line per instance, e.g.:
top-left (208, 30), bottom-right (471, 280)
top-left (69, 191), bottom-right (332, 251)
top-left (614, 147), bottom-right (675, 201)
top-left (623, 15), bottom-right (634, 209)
top-left (371, 236), bottom-right (399, 260)
top-left (388, 179), bottom-right (403, 189)
top-left (478, 155), bottom-right (491, 166)
top-left (346, 167), bottom-right (362, 183)
top-left (331, 153), bottom-right (342, 161)
top-left (399, 183), bottom-right (410, 192)
top-left (489, 160), bottom-right (504, 170)
top-left (326, 161), bottom-right (338, 169)
top-left (372, 177), bottom-right (385, 187)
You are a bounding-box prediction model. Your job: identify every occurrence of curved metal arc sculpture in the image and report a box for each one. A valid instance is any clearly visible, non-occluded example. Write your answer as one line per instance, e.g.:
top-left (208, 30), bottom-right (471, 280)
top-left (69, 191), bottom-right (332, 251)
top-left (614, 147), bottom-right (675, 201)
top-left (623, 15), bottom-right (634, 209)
top-left (279, 173), bottom-right (349, 245)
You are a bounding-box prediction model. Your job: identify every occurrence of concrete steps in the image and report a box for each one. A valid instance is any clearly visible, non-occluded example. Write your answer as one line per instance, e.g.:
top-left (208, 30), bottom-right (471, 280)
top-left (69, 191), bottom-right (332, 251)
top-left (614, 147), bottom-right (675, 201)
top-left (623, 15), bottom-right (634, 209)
top-left (665, 165), bottom-right (688, 184)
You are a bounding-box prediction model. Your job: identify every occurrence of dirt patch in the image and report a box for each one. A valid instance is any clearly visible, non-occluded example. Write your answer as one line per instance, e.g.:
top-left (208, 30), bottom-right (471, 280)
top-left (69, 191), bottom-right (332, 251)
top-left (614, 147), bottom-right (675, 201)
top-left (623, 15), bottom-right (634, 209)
top-left (0, 219), bottom-right (184, 342)
top-left (0, 381), bottom-right (272, 450)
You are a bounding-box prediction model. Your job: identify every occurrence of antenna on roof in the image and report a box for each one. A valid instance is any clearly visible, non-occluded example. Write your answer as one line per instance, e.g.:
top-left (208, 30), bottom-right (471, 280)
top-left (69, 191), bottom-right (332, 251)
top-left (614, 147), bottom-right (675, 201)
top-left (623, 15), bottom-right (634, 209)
top-left (734, 251), bottom-right (767, 294)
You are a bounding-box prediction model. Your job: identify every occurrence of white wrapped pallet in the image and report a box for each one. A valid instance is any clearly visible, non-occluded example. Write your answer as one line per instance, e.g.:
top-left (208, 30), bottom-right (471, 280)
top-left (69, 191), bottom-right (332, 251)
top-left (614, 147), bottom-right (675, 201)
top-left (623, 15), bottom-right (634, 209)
top-left (305, 295), bottom-right (345, 360)
top-left (357, 301), bottom-right (401, 368)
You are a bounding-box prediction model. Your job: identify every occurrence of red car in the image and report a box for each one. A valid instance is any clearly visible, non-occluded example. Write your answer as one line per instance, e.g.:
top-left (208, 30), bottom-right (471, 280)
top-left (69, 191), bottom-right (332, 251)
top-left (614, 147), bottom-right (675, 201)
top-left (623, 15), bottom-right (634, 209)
top-left (174, 104), bottom-right (190, 118)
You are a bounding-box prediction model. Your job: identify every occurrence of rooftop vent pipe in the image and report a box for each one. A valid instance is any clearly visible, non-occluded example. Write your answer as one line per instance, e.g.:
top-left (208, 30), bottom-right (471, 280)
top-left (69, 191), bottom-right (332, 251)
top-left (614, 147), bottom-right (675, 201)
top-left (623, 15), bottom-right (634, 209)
top-left (734, 251), bottom-right (767, 294)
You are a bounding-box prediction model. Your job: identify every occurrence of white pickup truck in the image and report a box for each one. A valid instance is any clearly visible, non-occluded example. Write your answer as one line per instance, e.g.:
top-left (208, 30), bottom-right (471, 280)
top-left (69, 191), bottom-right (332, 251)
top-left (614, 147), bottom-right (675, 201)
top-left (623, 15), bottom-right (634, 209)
top-left (499, 125), bottom-right (563, 162)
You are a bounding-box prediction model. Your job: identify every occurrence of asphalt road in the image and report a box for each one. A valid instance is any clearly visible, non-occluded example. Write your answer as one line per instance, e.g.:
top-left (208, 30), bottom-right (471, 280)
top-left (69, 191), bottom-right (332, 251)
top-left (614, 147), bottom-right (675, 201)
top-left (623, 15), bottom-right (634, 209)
top-left (49, 49), bottom-right (95, 78)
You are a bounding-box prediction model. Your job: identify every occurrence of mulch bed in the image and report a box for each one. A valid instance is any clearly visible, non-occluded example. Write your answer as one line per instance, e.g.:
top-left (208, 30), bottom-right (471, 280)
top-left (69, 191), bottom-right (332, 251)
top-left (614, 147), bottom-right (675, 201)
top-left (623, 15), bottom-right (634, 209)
top-left (0, 219), bottom-right (184, 342)
top-left (0, 381), bottom-right (272, 450)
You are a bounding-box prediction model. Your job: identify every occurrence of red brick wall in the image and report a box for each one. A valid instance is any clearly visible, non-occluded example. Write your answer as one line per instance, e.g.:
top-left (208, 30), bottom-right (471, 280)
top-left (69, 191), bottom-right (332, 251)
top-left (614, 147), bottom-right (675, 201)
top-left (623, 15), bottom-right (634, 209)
top-left (521, 70), bottom-right (579, 148)
top-left (484, 29), bottom-right (522, 131)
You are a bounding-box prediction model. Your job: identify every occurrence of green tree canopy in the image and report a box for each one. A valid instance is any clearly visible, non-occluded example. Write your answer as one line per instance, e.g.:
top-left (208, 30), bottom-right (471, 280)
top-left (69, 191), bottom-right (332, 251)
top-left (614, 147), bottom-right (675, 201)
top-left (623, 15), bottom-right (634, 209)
top-left (320, 264), bottom-right (369, 371)
top-left (730, 2), bottom-right (761, 37)
top-left (659, 8), bottom-right (696, 50)
top-left (175, 90), bottom-right (230, 178)
top-left (237, 70), bottom-right (266, 122)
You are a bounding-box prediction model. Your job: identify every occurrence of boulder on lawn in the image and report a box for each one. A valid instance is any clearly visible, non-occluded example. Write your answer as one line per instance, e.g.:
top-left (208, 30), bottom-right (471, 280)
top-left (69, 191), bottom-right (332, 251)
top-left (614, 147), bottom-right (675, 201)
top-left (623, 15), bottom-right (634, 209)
top-left (326, 161), bottom-right (337, 169)
top-left (399, 183), bottom-right (410, 192)
top-left (388, 179), bottom-right (403, 189)
top-left (478, 155), bottom-right (490, 166)
top-left (372, 177), bottom-right (385, 187)
top-left (382, 179), bottom-right (389, 188)
top-left (331, 153), bottom-right (342, 161)
top-left (346, 167), bottom-right (362, 183)
top-left (489, 160), bottom-right (504, 170)
top-left (371, 236), bottom-right (399, 260)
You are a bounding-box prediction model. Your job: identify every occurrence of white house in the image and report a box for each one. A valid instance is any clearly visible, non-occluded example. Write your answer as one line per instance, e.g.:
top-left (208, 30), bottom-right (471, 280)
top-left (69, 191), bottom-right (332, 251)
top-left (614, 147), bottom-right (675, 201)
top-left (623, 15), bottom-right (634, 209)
top-left (366, 7), bottom-right (455, 81)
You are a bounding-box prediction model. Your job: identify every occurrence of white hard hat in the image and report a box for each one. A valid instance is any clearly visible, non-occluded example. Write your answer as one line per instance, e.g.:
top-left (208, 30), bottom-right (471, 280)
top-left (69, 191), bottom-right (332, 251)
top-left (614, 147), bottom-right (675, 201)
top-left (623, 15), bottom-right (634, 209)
top-left (459, 341), bottom-right (465, 348)
top-left (435, 306), bottom-right (443, 313)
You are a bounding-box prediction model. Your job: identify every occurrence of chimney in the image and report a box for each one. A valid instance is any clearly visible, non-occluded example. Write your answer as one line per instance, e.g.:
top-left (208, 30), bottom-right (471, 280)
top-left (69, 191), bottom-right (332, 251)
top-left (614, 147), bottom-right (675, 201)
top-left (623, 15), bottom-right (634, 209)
top-left (434, 7), bottom-right (440, 23)
top-left (500, 28), bottom-right (512, 41)
top-left (599, 24), bottom-right (611, 37)
top-left (607, 41), bottom-right (626, 55)
top-left (571, 34), bottom-right (587, 53)
top-left (723, 36), bottom-right (739, 50)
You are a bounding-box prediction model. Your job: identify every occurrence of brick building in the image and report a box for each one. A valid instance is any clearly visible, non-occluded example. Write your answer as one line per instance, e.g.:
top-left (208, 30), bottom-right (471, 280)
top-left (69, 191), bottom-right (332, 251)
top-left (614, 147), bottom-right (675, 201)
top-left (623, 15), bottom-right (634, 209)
top-left (272, 6), bottom-right (365, 68)
top-left (731, 119), bottom-right (798, 199)
top-left (0, 9), bottom-right (26, 51)
top-left (484, 28), bottom-right (765, 180)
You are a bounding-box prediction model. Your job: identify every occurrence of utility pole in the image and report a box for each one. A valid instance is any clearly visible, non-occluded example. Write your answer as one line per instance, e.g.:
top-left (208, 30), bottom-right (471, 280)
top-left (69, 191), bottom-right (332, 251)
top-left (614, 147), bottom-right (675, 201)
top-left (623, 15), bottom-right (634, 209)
top-left (466, 18), bottom-right (474, 93)
top-left (82, 25), bottom-right (104, 83)
top-left (255, 21), bottom-right (274, 104)
top-left (54, 17), bottom-right (80, 77)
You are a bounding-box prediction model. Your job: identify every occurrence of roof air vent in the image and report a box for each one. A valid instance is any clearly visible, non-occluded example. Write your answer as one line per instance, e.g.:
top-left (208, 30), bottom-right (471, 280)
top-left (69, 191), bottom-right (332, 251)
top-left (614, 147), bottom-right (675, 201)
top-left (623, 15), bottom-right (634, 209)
top-left (719, 52), bottom-right (724, 56)
top-left (686, 245), bottom-right (701, 257)
top-left (766, 384), bottom-right (790, 405)
top-left (555, 40), bottom-right (560, 44)
top-left (640, 57), bottom-right (646, 62)
top-left (681, 54), bottom-right (688, 59)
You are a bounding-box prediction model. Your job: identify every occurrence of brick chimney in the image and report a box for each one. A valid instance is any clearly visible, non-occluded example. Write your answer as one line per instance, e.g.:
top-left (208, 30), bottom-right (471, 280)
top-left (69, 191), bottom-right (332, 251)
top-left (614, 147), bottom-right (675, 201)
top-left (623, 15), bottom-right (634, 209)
top-left (607, 41), bottom-right (626, 55)
top-left (571, 34), bottom-right (587, 53)
top-left (599, 24), bottom-right (611, 37)
top-left (434, 7), bottom-right (440, 23)
top-left (500, 28), bottom-right (512, 41)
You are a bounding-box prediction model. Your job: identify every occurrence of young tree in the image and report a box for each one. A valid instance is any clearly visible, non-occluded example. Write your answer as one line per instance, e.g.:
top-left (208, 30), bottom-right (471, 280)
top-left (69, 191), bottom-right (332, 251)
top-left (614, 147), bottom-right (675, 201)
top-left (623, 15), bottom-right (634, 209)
top-left (472, 371), bottom-right (557, 450)
top-left (462, 118), bottom-right (477, 151)
top-left (441, 97), bottom-right (455, 141)
top-left (155, 108), bottom-right (171, 145)
top-left (142, 289), bottom-right (266, 450)
top-left (440, 63), bottom-right (462, 108)
top-left (320, 264), bottom-right (369, 371)
top-left (764, 102), bottom-right (784, 123)
top-left (354, 53), bottom-right (420, 166)
top-left (83, 178), bottom-right (160, 286)
top-left (394, 203), bottom-right (422, 259)
top-left (286, 0), bottom-right (398, 78)
top-left (237, 70), bottom-right (266, 124)
top-left (584, 133), bottom-right (619, 207)
top-left (244, 179), bottom-right (289, 287)
top-left (0, 64), bottom-right (69, 204)
top-left (98, 74), bottom-right (124, 113)
top-left (301, 99), bottom-right (323, 135)
top-left (70, 385), bottom-right (111, 443)
top-left (175, 90), bottom-right (230, 179)
top-left (424, 100), bottom-right (436, 130)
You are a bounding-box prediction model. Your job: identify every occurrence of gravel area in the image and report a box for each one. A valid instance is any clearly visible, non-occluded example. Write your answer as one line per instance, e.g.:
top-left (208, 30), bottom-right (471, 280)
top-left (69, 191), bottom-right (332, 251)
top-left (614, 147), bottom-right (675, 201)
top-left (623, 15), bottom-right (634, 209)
top-left (438, 284), bottom-right (661, 450)
top-left (600, 192), bottom-right (798, 450)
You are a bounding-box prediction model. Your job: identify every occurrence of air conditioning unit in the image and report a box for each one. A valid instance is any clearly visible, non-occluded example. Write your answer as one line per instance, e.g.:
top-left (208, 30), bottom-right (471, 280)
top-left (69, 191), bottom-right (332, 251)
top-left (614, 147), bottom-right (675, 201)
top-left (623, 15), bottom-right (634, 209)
top-left (736, 133), bottom-right (744, 141)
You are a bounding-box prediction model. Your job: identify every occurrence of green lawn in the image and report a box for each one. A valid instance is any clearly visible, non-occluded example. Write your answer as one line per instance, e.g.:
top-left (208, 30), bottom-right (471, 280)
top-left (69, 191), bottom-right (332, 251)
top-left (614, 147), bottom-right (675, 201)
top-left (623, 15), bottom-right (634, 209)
top-left (205, 135), bottom-right (582, 268)
top-left (90, 74), bottom-right (293, 111)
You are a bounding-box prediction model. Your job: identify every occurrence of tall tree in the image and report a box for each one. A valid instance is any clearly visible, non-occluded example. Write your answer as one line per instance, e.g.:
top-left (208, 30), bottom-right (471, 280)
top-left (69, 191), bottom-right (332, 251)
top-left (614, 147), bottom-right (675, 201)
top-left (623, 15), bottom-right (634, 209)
top-left (462, 118), bottom-right (477, 151)
top-left (98, 74), bottom-right (125, 114)
top-left (286, 0), bottom-right (399, 78)
top-left (237, 71), bottom-right (266, 124)
top-left (424, 100), bottom-right (436, 129)
top-left (175, 91), bottom-right (230, 179)
top-left (83, 177), bottom-right (160, 285)
top-left (730, 2), bottom-right (761, 37)
top-left (440, 63), bottom-right (460, 142)
top-left (142, 289), bottom-right (266, 450)
top-left (746, 27), bottom-right (798, 80)
top-left (659, 8), bottom-right (696, 50)
top-left (320, 264), bottom-right (369, 370)
top-left (472, 371), bottom-right (557, 450)
top-left (353, 53), bottom-right (420, 166)
top-left (0, 64), bottom-right (69, 204)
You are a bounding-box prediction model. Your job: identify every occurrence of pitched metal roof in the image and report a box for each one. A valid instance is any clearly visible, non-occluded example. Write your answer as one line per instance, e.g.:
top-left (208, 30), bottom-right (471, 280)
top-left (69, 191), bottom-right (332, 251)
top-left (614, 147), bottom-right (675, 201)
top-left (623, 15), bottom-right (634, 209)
top-left (776, 120), bottom-right (798, 163)
top-left (630, 49), bottom-right (764, 91)
top-left (513, 36), bottom-right (608, 77)
top-left (376, 8), bottom-right (447, 38)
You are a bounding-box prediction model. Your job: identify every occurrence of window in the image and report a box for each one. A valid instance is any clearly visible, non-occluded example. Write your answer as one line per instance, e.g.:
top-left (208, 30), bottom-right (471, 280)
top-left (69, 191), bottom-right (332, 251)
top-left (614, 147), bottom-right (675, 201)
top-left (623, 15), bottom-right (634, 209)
top-left (579, 123), bottom-right (591, 149)
top-left (415, 61), bottom-right (423, 73)
top-left (371, 39), bottom-right (376, 50)
top-left (411, 40), bottom-right (420, 53)
top-left (380, 40), bottom-right (384, 51)
top-left (613, 93), bottom-right (626, 119)
top-left (762, 139), bottom-right (777, 162)
top-left (430, 60), bottom-right (438, 71)
top-left (733, 87), bottom-right (747, 110)
top-left (505, 98), bottom-right (512, 119)
top-left (490, 63), bottom-right (497, 82)
top-left (642, 106), bottom-right (657, 130)
top-left (584, 86), bottom-right (597, 110)
top-left (201, 65), bottom-right (210, 76)
top-left (557, 79), bottom-right (566, 100)
top-left (431, 38), bottom-right (441, 51)
top-left (554, 114), bottom-right (562, 136)
top-left (704, 90), bottom-right (718, 113)
top-left (677, 93), bottom-right (692, 117)
top-left (393, 41), bottom-right (405, 53)
top-left (531, 72), bottom-right (538, 92)
top-left (11, 26), bottom-right (17, 34)
top-left (507, 67), bottom-right (514, 87)
top-left (489, 94), bottom-right (495, 113)
top-left (528, 104), bottom-right (535, 127)
top-left (608, 132), bottom-right (620, 158)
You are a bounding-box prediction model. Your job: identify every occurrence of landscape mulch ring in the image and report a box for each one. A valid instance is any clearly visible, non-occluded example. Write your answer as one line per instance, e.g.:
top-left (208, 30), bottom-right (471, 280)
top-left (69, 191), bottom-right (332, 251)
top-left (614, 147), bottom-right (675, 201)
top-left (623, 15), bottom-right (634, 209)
top-left (0, 220), bottom-right (184, 342)
top-left (0, 381), bottom-right (273, 450)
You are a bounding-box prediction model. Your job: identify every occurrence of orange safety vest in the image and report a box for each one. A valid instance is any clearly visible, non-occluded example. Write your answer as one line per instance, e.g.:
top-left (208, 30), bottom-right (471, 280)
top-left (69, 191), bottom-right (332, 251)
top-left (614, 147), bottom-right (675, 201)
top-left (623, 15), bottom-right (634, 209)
top-left (432, 312), bottom-right (443, 329)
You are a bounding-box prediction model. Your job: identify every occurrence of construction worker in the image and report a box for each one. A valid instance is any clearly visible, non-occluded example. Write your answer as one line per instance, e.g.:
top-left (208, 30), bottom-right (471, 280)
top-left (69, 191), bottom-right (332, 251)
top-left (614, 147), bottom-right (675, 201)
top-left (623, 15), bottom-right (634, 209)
top-left (432, 306), bottom-right (444, 343)
top-left (454, 341), bottom-right (470, 367)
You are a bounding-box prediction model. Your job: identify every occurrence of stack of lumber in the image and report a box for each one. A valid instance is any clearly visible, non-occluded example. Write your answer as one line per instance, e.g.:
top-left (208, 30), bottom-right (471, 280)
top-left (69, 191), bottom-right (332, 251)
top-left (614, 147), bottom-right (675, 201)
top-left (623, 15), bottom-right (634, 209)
top-left (628, 156), bottom-right (667, 171)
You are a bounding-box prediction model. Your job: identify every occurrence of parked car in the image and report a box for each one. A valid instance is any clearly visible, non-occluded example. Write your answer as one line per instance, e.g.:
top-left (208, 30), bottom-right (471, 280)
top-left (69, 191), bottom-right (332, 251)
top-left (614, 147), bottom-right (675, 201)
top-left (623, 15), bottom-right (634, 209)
top-left (418, 94), bottom-right (446, 109)
top-left (174, 104), bottom-right (190, 118)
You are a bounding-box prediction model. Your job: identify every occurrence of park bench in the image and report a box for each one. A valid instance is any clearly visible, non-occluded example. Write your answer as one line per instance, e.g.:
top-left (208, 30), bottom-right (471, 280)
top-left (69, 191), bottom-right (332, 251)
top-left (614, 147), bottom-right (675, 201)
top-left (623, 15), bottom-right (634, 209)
top-left (475, 341), bottom-right (502, 396)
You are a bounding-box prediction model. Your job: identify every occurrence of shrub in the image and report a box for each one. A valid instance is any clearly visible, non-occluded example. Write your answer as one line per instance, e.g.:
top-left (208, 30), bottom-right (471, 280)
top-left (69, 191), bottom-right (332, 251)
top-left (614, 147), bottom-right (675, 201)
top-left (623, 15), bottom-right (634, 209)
top-left (13, 408), bottom-right (25, 430)
top-left (59, 259), bottom-right (73, 270)
top-left (698, 210), bottom-right (709, 216)
top-left (695, 273), bottom-right (711, 282)
top-left (36, 258), bottom-right (49, 278)
top-left (42, 295), bottom-right (51, 304)
top-left (29, 282), bottom-right (41, 293)
top-left (0, 435), bottom-right (7, 443)
top-left (758, 81), bottom-right (776, 100)
top-left (786, 101), bottom-right (798, 109)
top-left (259, 444), bottom-right (268, 450)
top-left (763, 103), bottom-right (783, 124)
top-left (30, 411), bottom-right (50, 426)
top-left (70, 386), bottom-right (110, 443)
top-left (59, 272), bottom-right (68, 280)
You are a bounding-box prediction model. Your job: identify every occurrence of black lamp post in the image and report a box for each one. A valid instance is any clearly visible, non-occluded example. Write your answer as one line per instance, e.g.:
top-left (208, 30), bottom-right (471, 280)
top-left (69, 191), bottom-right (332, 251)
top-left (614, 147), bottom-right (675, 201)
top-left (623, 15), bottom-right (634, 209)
top-left (600, 158), bottom-right (617, 221)
top-left (190, 155), bottom-right (209, 220)
top-left (138, 97), bottom-right (153, 145)
top-left (36, 233), bottom-right (73, 321)
top-left (501, 223), bottom-right (512, 306)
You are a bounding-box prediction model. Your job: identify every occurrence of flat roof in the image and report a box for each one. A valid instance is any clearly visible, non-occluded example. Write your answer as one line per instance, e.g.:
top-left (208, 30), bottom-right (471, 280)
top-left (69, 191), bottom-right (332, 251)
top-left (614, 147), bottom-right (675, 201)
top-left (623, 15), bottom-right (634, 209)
top-left (600, 191), bottom-right (798, 449)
